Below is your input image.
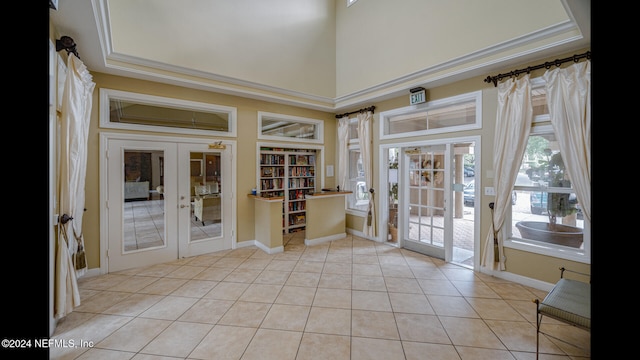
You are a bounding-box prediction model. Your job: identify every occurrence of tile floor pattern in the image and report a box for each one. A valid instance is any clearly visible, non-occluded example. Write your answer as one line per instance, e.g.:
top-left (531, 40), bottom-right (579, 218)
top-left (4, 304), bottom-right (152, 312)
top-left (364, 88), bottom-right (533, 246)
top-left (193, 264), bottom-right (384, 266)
top-left (123, 199), bottom-right (475, 266)
top-left (52, 231), bottom-right (590, 360)
top-left (124, 200), bottom-right (221, 251)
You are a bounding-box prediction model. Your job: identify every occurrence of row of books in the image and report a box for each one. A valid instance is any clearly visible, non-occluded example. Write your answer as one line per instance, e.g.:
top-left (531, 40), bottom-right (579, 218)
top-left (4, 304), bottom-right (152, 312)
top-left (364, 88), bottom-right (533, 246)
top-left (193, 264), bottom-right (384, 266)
top-left (260, 154), bottom-right (285, 165)
top-left (289, 154), bottom-right (316, 165)
top-left (261, 147), bottom-right (316, 153)
top-left (261, 178), bottom-right (284, 190)
top-left (288, 178), bottom-right (314, 188)
top-left (289, 167), bottom-right (314, 177)
top-left (289, 189), bottom-right (312, 199)
top-left (288, 201), bottom-right (306, 211)
top-left (261, 166), bottom-right (285, 178)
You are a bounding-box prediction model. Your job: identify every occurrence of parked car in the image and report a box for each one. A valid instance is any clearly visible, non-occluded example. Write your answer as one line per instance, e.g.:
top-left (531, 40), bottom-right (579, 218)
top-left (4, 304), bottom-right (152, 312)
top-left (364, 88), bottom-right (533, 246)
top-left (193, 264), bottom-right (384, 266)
top-left (463, 179), bottom-right (517, 207)
top-left (529, 191), bottom-right (547, 215)
top-left (463, 181), bottom-right (475, 206)
top-left (464, 166), bottom-right (474, 177)
top-left (512, 173), bottom-right (535, 205)
top-left (530, 191), bottom-right (582, 219)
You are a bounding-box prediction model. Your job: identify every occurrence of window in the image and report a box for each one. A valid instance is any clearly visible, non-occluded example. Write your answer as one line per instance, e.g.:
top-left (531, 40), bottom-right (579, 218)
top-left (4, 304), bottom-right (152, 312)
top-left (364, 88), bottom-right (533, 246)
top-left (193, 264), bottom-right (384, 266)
top-left (507, 82), bottom-right (589, 262)
top-left (100, 89), bottom-right (237, 137)
top-left (379, 91), bottom-right (482, 139)
top-left (258, 112), bottom-right (324, 144)
top-left (346, 117), bottom-right (368, 212)
top-left (347, 147), bottom-right (368, 211)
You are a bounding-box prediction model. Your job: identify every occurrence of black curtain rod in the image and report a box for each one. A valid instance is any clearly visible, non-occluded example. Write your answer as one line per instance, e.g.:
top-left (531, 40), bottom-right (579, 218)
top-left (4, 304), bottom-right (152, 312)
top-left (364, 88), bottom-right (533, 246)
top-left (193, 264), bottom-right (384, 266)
top-left (56, 35), bottom-right (81, 59)
top-left (335, 106), bottom-right (376, 119)
top-left (483, 51), bottom-right (590, 87)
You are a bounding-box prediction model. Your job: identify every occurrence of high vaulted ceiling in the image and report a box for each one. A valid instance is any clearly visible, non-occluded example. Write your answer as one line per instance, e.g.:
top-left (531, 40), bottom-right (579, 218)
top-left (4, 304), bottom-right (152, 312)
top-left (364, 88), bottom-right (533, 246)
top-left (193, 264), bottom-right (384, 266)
top-left (49, 0), bottom-right (590, 112)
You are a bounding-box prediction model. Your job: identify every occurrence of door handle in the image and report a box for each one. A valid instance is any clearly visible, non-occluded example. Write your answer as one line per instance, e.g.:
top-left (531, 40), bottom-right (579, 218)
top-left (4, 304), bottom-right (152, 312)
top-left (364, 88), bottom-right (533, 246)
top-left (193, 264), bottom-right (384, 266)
top-left (180, 204), bottom-right (188, 208)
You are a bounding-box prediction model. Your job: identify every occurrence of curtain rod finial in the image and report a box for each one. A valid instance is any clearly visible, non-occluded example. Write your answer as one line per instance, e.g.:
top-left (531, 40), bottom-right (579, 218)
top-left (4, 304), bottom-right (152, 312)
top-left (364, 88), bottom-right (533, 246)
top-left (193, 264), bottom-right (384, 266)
top-left (56, 36), bottom-right (75, 51)
top-left (56, 35), bottom-right (81, 59)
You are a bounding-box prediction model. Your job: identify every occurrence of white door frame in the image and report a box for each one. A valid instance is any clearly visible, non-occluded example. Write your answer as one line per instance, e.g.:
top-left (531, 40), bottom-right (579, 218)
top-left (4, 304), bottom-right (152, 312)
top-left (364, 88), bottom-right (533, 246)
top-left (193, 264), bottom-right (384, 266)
top-left (378, 135), bottom-right (481, 270)
top-left (177, 143), bottom-right (234, 257)
top-left (400, 143), bottom-right (450, 260)
top-left (99, 132), bottom-right (237, 274)
top-left (106, 138), bottom-right (179, 272)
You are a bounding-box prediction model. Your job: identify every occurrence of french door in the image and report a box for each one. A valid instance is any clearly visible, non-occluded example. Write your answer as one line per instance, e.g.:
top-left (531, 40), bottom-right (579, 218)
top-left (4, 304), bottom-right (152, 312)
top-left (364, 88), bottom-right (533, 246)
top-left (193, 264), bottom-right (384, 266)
top-left (401, 144), bottom-right (450, 260)
top-left (385, 138), bottom-right (477, 268)
top-left (104, 135), bottom-right (234, 272)
top-left (177, 143), bottom-right (233, 257)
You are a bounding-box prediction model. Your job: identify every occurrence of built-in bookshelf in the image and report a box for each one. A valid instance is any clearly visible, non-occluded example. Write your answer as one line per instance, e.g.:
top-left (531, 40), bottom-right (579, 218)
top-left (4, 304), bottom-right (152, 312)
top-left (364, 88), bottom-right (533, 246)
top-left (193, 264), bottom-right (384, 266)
top-left (259, 147), bottom-right (316, 233)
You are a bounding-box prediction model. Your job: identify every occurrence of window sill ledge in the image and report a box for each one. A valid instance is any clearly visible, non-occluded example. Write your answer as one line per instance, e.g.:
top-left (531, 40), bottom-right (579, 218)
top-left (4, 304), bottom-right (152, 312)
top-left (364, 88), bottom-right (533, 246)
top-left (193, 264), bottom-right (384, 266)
top-left (346, 209), bottom-right (367, 217)
top-left (504, 238), bottom-right (590, 264)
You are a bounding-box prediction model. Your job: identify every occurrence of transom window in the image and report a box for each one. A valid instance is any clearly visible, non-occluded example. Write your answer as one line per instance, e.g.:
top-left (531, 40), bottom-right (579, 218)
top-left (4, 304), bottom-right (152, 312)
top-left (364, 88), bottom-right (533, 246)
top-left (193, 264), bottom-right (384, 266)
top-left (380, 91), bottom-right (482, 139)
top-left (100, 89), bottom-right (237, 137)
top-left (258, 112), bottom-right (324, 144)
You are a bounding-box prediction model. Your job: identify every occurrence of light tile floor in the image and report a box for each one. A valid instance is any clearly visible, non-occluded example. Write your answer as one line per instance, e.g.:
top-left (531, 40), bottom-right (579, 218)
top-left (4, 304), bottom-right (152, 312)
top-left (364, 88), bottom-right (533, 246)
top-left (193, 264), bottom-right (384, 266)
top-left (124, 199), bottom-right (221, 251)
top-left (51, 231), bottom-right (590, 360)
top-left (122, 199), bottom-right (475, 266)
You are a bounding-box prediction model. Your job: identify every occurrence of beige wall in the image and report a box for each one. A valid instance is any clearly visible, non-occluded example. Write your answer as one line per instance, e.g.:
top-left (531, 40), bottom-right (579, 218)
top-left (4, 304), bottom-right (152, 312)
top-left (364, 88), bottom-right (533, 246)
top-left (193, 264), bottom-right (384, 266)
top-left (51, 14), bottom-right (589, 285)
top-left (108, 0), bottom-right (336, 98)
top-left (335, 0), bottom-right (570, 98)
top-left (79, 73), bottom-right (336, 269)
top-left (344, 48), bottom-right (590, 284)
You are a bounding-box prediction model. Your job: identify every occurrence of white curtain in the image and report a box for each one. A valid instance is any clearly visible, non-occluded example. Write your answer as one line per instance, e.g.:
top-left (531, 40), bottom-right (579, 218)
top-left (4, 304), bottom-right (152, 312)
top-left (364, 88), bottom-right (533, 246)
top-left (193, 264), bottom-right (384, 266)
top-left (55, 53), bottom-right (96, 319)
top-left (337, 116), bottom-right (350, 191)
top-left (481, 75), bottom-right (532, 270)
top-left (543, 61), bottom-right (591, 224)
top-left (358, 111), bottom-right (376, 237)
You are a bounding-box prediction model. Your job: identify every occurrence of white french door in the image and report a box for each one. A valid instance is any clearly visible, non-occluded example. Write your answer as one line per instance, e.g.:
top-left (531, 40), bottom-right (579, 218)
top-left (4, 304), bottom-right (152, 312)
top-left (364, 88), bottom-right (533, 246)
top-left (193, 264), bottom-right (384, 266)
top-left (104, 135), bottom-right (234, 273)
top-left (177, 143), bottom-right (233, 257)
top-left (384, 138), bottom-right (478, 268)
top-left (401, 144), bottom-right (450, 260)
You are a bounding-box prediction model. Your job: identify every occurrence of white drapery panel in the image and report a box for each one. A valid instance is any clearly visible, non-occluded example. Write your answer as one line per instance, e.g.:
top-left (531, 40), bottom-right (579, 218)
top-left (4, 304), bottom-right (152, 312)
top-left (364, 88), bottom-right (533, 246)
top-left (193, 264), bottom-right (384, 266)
top-left (481, 75), bottom-right (532, 270)
top-left (55, 54), bottom-right (96, 319)
top-left (358, 111), bottom-right (376, 237)
top-left (337, 116), bottom-right (350, 191)
top-left (543, 61), bottom-right (591, 224)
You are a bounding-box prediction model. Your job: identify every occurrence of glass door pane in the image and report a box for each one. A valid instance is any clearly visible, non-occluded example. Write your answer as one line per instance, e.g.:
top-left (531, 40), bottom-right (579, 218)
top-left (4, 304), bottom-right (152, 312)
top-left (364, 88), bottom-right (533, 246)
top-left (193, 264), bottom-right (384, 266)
top-left (190, 151), bottom-right (222, 241)
top-left (123, 150), bottom-right (166, 251)
top-left (402, 145), bottom-right (447, 260)
top-left (178, 142), bottom-right (233, 258)
top-left (107, 139), bottom-right (177, 273)
top-left (387, 147), bottom-right (399, 243)
top-left (452, 142), bottom-right (475, 268)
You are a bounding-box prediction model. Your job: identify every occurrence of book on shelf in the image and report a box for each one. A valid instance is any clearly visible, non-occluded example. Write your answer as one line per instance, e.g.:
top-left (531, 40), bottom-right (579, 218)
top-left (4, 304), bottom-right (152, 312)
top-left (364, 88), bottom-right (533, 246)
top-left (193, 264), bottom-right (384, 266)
top-left (261, 167), bottom-right (273, 177)
top-left (296, 155), bottom-right (308, 165)
top-left (293, 214), bottom-right (306, 225)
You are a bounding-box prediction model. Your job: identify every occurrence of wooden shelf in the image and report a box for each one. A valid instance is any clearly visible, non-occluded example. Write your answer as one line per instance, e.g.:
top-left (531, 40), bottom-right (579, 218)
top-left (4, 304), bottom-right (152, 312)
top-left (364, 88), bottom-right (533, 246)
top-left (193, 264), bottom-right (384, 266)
top-left (259, 148), bottom-right (316, 233)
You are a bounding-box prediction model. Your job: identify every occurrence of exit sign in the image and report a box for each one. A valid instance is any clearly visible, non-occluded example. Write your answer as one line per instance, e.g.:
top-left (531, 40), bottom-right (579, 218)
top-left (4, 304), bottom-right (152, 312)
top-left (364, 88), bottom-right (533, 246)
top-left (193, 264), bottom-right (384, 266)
top-left (409, 89), bottom-right (426, 105)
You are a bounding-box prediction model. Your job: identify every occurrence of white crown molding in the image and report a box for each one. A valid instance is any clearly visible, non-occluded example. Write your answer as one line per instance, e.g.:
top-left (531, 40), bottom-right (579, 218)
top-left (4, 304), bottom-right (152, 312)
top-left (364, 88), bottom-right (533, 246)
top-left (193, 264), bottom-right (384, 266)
top-left (89, 0), bottom-right (589, 113)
